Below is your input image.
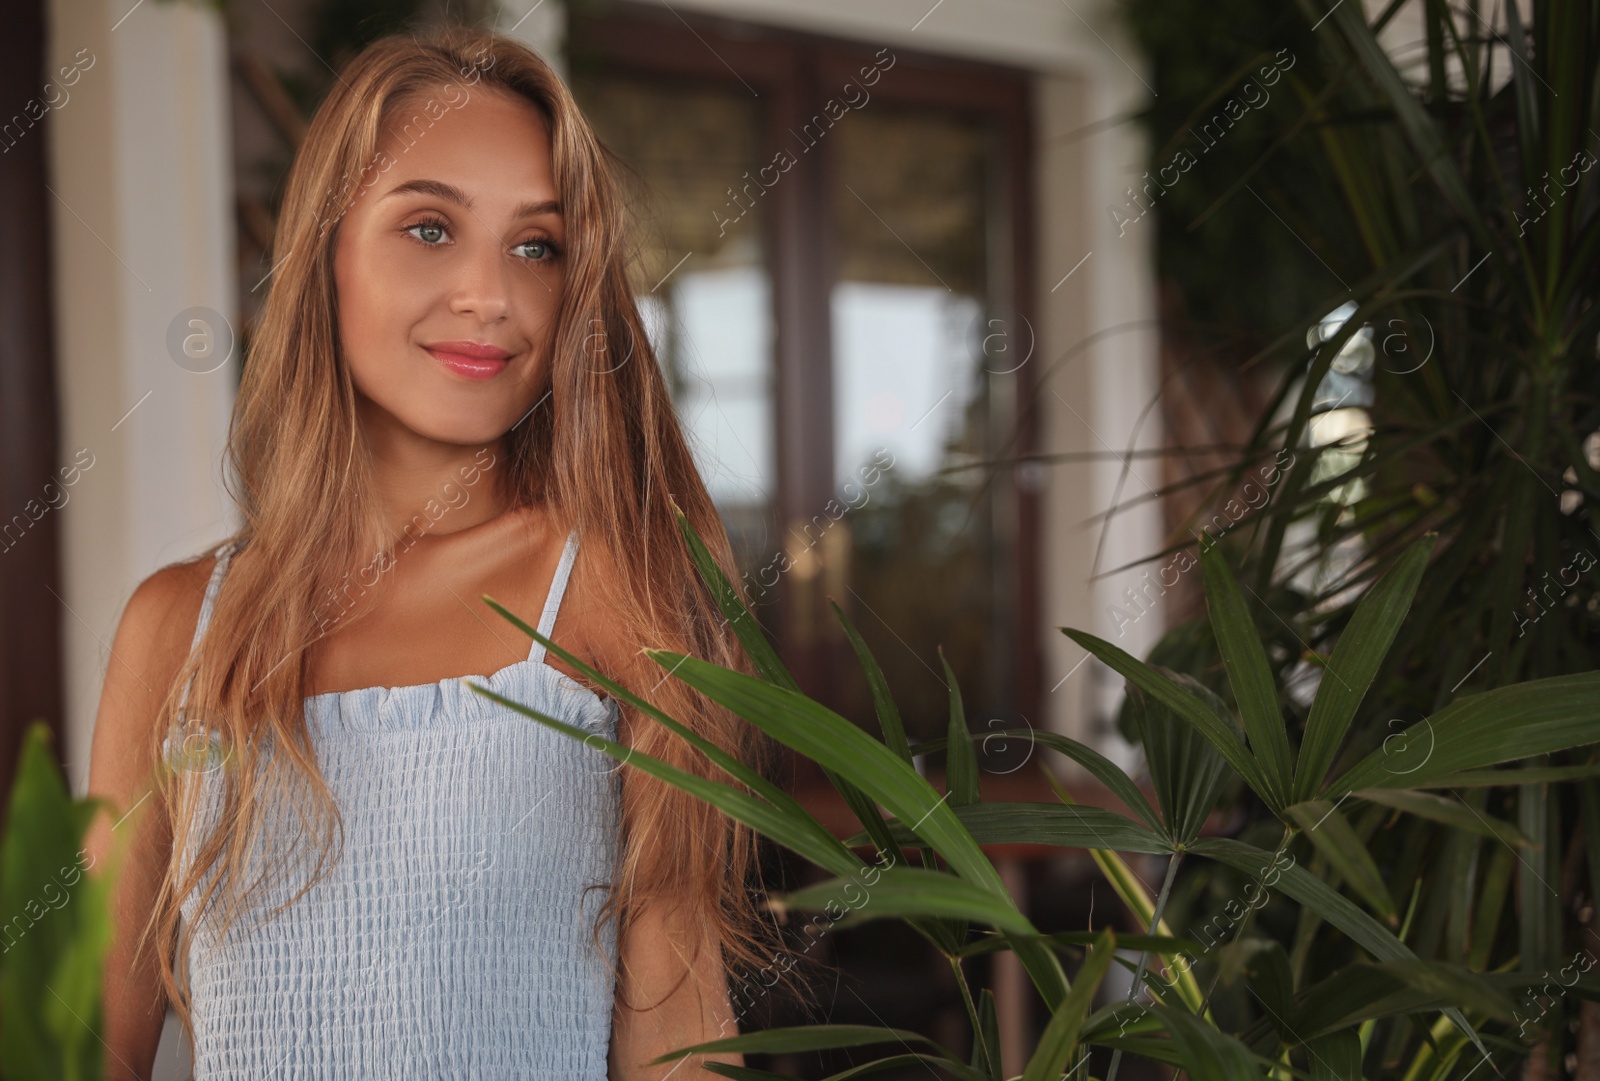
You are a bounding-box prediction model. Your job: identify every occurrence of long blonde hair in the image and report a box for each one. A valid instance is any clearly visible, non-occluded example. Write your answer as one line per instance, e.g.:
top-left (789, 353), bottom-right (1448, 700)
top-left (140, 25), bottom-right (773, 1047)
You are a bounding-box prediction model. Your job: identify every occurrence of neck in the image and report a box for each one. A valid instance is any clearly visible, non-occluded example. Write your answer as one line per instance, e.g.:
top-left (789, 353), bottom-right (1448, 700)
top-left (358, 397), bottom-right (515, 544)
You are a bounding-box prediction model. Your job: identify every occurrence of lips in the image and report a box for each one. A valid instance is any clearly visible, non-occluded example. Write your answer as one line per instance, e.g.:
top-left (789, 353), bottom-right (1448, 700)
top-left (423, 340), bottom-right (514, 381)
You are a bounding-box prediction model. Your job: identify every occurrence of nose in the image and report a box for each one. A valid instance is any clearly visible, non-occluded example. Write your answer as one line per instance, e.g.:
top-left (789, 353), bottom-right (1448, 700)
top-left (448, 243), bottom-right (513, 324)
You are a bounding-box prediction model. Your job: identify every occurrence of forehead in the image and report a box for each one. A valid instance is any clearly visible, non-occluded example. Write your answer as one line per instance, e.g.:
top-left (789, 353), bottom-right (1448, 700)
top-left (372, 86), bottom-right (558, 202)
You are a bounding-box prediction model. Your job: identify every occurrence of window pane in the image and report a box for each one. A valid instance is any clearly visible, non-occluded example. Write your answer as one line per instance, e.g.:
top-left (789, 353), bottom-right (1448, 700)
top-left (569, 74), bottom-right (777, 572)
top-left (830, 106), bottom-right (1017, 739)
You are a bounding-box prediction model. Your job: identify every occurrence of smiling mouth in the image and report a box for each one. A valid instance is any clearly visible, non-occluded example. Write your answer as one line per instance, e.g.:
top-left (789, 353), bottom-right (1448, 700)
top-left (423, 343), bottom-right (513, 381)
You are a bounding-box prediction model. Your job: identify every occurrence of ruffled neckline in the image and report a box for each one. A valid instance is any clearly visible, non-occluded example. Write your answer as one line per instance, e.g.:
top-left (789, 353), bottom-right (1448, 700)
top-left (302, 656), bottom-right (619, 734)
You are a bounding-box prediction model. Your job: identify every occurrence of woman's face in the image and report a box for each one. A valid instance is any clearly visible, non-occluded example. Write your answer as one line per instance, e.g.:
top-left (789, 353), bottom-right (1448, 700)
top-left (332, 86), bottom-right (565, 447)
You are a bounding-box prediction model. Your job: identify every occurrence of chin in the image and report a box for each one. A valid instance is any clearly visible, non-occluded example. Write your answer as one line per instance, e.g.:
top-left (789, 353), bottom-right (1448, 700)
top-left (384, 397), bottom-right (516, 445)
top-left (415, 416), bottom-right (519, 445)
top-left (355, 381), bottom-right (533, 446)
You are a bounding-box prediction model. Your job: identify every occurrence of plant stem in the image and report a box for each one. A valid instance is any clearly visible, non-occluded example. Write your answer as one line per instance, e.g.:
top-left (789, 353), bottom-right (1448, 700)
top-left (1105, 851), bottom-right (1184, 1081)
top-left (950, 953), bottom-right (990, 1072)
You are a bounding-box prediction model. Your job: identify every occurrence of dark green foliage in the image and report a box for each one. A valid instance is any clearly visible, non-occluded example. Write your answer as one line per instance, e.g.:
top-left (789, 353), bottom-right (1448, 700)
top-left (1116, 1), bottom-right (1600, 1071)
top-left (487, 508), bottom-right (1600, 1078)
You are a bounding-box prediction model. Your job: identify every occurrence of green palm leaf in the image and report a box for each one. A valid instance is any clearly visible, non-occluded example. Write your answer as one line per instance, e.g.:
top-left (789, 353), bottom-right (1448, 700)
top-left (907, 728), bottom-right (1163, 836)
top-left (669, 501), bottom-right (797, 692)
top-left (849, 803), bottom-right (1170, 855)
top-left (1190, 837), bottom-right (1490, 1059)
top-left (469, 684), bottom-right (860, 878)
top-left (1062, 628), bottom-right (1275, 811)
top-left (639, 650), bottom-right (1069, 1007)
top-left (774, 867), bottom-right (1038, 935)
top-left (1201, 542), bottom-right (1294, 807)
top-left (1292, 959), bottom-right (1515, 1040)
top-left (1352, 789), bottom-right (1527, 846)
top-left (1305, 1029), bottom-right (1363, 1081)
top-left (650, 1023), bottom-right (951, 1061)
top-left (1145, 1003), bottom-right (1269, 1080)
top-left (830, 599), bottom-right (913, 764)
top-left (1021, 927), bottom-right (1116, 1081)
top-left (940, 647), bottom-right (979, 807)
top-left (1294, 534), bottom-right (1434, 802)
top-left (1127, 675), bottom-right (1231, 844)
top-left (669, 506), bottom-right (906, 872)
top-left (1326, 671), bottom-right (1600, 794)
top-left (1285, 800), bottom-right (1396, 922)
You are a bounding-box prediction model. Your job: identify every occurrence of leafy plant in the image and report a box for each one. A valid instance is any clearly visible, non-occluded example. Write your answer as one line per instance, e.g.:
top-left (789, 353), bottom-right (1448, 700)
top-left (0, 723), bottom-right (116, 1081)
top-left (478, 510), bottom-right (1600, 1078)
top-left (1114, 1), bottom-right (1600, 1071)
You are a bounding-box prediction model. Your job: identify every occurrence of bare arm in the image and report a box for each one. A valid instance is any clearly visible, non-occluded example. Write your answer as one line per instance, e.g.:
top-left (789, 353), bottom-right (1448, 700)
top-left (557, 538), bottom-right (746, 1079)
top-left (84, 558), bottom-right (213, 1081)
top-left (609, 899), bottom-right (743, 1080)
top-left (598, 707), bottom-right (745, 1078)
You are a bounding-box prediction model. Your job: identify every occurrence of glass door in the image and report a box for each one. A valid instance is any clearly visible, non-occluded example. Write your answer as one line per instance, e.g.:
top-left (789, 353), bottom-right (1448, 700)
top-left (567, 73), bottom-right (779, 576)
top-left (827, 105), bottom-right (1021, 740)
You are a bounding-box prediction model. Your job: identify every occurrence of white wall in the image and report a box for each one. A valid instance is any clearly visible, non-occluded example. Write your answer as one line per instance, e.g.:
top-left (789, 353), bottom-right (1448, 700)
top-left (49, 0), bottom-right (239, 792)
top-left (1033, 71), bottom-right (1162, 767)
top-left (48, 1), bottom-right (238, 1074)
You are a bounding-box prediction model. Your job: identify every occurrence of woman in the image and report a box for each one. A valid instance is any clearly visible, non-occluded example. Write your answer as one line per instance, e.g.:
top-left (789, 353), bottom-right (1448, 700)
top-left (84, 26), bottom-right (770, 1080)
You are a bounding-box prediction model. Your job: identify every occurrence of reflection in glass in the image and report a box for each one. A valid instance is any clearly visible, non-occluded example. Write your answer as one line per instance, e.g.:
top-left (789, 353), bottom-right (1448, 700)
top-left (833, 285), bottom-right (983, 487)
top-left (830, 106), bottom-right (1018, 740)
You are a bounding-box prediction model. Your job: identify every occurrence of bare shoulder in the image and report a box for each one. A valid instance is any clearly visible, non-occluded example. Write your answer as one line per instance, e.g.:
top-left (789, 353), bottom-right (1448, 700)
top-left (85, 549), bottom-right (223, 812)
top-left (556, 528), bottom-right (653, 698)
top-left (115, 552), bottom-right (220, 693)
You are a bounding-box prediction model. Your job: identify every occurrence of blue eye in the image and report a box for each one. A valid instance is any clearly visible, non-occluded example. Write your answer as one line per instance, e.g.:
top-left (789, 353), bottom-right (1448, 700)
top-left (407, 216), bottom-right (450, 245)
top-left (403, 215), bottom-right (559, 263)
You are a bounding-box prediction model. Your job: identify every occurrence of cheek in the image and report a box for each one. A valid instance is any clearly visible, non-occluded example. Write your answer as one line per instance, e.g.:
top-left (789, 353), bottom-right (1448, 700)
top-left (516, 265), bottom-right (564, 338)
top-left (505, 267), bottom-right (564, 384)
top-left (335, 240), bottom-right (420, 394)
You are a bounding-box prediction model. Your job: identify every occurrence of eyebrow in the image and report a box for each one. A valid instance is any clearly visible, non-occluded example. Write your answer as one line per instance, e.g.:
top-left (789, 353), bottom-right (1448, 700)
top-left (378, 178), bottom-right (562, 221)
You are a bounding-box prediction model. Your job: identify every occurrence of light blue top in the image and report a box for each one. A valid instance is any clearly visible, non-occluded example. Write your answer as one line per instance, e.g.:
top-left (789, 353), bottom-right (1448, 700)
top-left (165, 529), bottom-right (622, 1080)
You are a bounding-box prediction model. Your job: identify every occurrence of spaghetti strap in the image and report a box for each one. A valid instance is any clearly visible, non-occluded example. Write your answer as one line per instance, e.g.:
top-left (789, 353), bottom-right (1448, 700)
top-left (178, 540), bottom-right (239, 711)
top-left (528, 530), bottom-right (580, 664)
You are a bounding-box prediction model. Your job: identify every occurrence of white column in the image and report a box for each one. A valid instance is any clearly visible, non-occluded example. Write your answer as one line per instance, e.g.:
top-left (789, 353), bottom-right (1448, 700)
top-left (1034, 58), bottom-right (1163, 768)
top-left (1076, 47), bottom-right (1165, 772)
top-left (1033, 69), bottom-right (1100, 752)
top-left (48, 0), bottom-right (239, 792)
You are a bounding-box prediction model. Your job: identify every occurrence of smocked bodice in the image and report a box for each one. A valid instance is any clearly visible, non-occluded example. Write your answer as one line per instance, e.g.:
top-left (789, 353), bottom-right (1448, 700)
top-left (164, 531), bottom-right (621, 1079)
